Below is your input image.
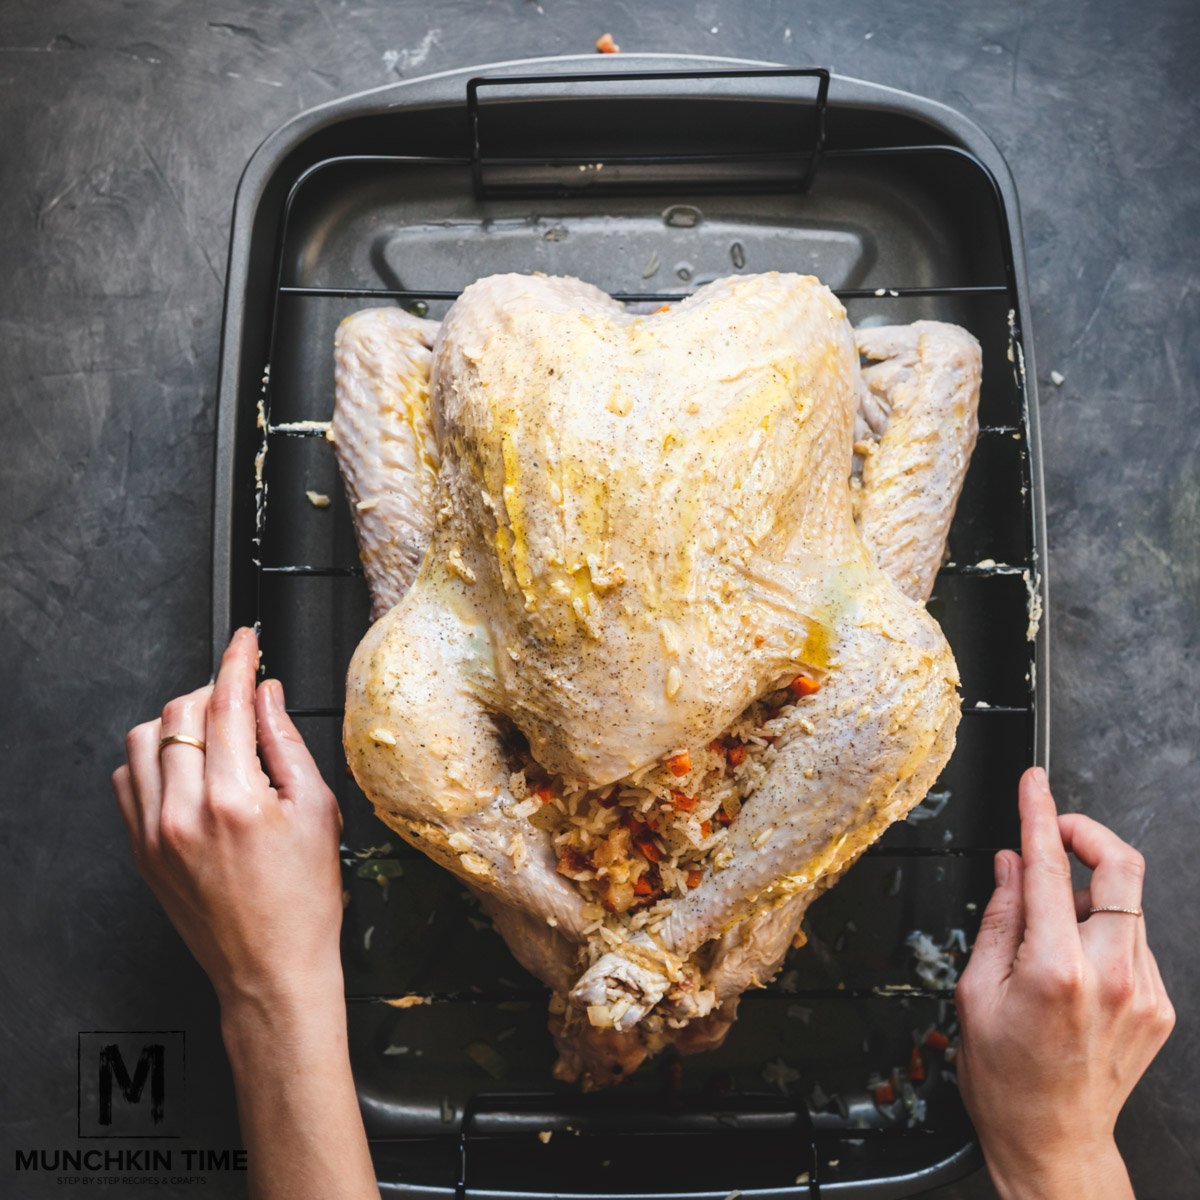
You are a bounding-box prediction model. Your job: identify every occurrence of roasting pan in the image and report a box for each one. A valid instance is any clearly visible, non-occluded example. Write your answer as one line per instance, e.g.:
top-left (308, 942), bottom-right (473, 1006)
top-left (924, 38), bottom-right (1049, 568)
top-left (213, 54), bottom-right (1048, 1199)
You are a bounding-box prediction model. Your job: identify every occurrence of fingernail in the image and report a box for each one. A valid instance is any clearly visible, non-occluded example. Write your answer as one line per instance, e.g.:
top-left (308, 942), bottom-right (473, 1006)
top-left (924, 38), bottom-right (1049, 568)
top-left (995, 852), bottom-right (1011, 887)
top-left (1030, 766), bottom-right (1048, 789)
top-left (270, 679), bottom-right (286, 708)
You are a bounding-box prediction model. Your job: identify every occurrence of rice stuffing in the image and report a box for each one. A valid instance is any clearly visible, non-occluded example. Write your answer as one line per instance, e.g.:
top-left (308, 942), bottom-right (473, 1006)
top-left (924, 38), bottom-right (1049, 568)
top-left (509, 686), bottom-right (816, 960)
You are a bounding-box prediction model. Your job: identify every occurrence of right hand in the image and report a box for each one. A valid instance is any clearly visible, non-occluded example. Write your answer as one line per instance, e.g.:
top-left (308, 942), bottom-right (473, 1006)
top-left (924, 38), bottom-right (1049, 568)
top-left (955, 767), bottom-right (1174, 1199)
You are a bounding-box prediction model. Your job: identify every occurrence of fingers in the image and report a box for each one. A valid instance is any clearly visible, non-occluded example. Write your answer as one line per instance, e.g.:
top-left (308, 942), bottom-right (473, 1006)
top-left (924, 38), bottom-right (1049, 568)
top-left (205, 628), bottom-right (267, 803)
top-left (1018, 767), bottom-right (1082, 966)
top-left (1138, 936), bottom-right (1176, 1045)
top-left (159, 685), bottom-right (213, 823)
top-left (112, 764), bottom-right (138, 846)
top-left (960, 850), bottom-right (1025, 993)
top-left (255, 679), bottom-right (333, 811)
top-left (124, 718), bottom-right (164, 843)
top-left (1058, 811), bottom-right (1145, 963)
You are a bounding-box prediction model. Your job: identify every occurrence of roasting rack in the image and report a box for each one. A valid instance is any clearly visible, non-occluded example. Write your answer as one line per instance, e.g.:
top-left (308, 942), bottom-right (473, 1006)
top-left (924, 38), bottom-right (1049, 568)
top-left (214, 57), bottom-right (1047, 1199)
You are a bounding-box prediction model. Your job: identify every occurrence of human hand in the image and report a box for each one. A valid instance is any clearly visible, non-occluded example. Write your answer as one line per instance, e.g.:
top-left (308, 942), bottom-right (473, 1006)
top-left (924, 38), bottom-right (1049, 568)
top-left (112, 627), bottom-right (345, 1019)
top-left (955, 767), bottom-right (1174, 1200)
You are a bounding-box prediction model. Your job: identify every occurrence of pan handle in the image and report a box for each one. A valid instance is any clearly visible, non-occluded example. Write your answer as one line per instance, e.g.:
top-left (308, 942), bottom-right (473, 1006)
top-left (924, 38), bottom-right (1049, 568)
top-left (465, 66), bottom-right (830, 200)
top-left (452, 1088), bottom-right (823, 1199)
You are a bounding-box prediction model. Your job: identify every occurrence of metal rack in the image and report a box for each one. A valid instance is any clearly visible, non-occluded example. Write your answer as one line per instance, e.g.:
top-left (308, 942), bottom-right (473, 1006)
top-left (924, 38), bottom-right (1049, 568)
top-left (216, 61), bottom-right (1045, 1199)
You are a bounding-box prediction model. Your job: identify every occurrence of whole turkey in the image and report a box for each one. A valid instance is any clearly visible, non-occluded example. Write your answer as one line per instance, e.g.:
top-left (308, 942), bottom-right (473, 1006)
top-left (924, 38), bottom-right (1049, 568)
top-left (332, 272), bottom-right (980, 1088)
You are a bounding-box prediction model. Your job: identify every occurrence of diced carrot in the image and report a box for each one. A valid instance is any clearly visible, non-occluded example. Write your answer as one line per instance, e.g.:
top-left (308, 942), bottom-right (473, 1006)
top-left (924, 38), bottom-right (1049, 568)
top-left (666, 750), bottom-right (691, 776)
top-left (633, 875), bottom-right (656, 897)
top-left (670, 790), bottom-right (697, 811)
top-left (708, 739), bottom-right (727, 760)
top-left (788, 674), bottom-right (821, 698)
top-left (908, 1045), bottom-right (926, 1082)
top-left (595, 32), bottom-right (620, 53)
top-left (634, 832), bottom-right (662, 863)
top-left (655, 304), bottom-right (671, 314)
top-left (686, 868), bottom-right (705, 889)
top-left (753, 634), bottom-right (765, 647)
top-left (728, 743), bottom-right (748, 767)
top-left (699, 820), bottom-right (712, 838)
top-left (923, 1030), bottom-right (950, 1051)
top-left (873, 1082), bottom-right (895, 1105)
top-left (533, 784), bottom-right (555, 804)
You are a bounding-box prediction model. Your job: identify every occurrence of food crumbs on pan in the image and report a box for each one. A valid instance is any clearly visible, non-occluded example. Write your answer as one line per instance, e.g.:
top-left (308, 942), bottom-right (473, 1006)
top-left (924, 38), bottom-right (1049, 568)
top-left (464, 1041), bottom-right (509, 1080)
top-left (306, 490), bottom-right (331, 508)
top-left (1023, 568), bottom-right (1043, 640)
top-left (384, 995), bottom-right (429, 1009)
top-left (363, 925), bottom-right (374, 951)
top-left (537, 1130), bottom-right (553, 1144)
top-left (762, 1057), bottom-right (800, 1093)
top-left (369, 727), bottom-right (397, 746)
top-left (594, 32), bottom-right (619, 53)
top-left (1050, 369), bottom-right (1065, 386)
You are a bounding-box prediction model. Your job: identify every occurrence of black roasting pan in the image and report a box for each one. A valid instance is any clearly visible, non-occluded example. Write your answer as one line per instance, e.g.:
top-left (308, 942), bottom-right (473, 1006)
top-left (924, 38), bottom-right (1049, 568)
top-left (212, 53), bottom-right (1048, 1199)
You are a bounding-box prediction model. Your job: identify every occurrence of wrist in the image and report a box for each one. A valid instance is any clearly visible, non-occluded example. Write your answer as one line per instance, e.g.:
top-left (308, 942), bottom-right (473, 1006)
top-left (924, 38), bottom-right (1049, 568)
top-left (218, 965), bottom-right (348, 1067)
top-left (983, 1136), bottom-right (1131, 1200)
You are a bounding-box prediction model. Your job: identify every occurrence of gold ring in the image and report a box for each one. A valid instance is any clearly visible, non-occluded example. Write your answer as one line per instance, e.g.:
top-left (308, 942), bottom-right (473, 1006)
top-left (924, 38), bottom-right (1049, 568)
top-left (1088, 905), bottom-right (1143, 917)
top-left (159, 733), bottom-right (207, 753)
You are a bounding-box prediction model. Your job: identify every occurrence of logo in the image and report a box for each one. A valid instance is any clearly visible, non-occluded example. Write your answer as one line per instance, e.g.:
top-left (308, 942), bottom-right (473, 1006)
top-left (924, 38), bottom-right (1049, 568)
top-left (76, 1031), bottom-right (185, 1138)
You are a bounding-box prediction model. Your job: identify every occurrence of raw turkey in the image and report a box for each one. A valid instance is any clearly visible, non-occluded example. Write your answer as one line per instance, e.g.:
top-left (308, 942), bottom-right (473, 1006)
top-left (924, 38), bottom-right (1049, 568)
top-left (332, 272), bottom-right (981, 1087)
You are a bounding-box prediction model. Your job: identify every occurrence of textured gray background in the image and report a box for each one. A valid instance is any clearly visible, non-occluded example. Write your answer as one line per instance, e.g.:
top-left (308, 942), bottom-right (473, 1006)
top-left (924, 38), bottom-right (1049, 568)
top-left (1, 1), bottom-right (1196, 1197)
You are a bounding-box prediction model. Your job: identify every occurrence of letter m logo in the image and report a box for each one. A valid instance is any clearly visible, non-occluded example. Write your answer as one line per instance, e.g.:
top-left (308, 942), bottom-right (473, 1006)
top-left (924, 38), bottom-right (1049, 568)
top-left (78, 1031), bottom-right (185, 1137)
top-left (99, 1043), bottom-right (164, 1125)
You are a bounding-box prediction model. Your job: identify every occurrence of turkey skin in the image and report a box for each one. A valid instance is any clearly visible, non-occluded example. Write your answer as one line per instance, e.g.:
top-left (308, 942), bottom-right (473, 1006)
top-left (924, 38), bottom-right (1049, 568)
top-left (332, 272), bottom-right (980, 1087)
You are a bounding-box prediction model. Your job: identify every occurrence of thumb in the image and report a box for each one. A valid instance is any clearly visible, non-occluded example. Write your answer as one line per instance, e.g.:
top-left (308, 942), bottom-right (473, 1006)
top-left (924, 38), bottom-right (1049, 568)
top-left (255, 679), bottom-right (330, 804)
top-left (961, 851), bottom-right (1025, 991)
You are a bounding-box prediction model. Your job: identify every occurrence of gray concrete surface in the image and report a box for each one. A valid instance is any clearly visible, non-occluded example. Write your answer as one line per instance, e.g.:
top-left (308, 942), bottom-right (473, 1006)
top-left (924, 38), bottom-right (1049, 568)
top-left (1, 1), bottom-right (1196, 1197)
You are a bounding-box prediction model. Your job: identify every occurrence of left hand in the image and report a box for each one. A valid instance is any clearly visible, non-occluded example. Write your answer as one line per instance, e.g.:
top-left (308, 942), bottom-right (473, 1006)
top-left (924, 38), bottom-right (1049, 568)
top-left (955, 767), bottom-right (1174, 1198)
top-left (111, 628), bottom-right (346, 1015)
